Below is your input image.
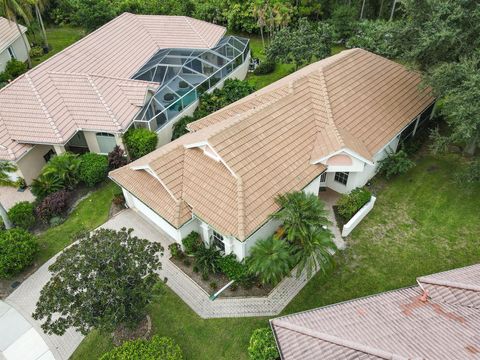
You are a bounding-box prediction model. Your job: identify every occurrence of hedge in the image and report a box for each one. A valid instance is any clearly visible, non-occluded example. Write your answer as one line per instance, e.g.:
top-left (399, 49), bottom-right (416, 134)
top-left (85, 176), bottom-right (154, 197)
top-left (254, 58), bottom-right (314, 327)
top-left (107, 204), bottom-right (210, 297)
top-left (248, 328), bottom-right (279, 360)
top-left (336, 187), bottom-right (371, 221)
top-left (123, 128), bottom-right (158, 160)
top-left (8, 201), bottom-right (36, 230)
top-left (79, 153), bottom-right (109, 187)
top-left (0, 228), bottom-right (38, 278)
top-left (100, 336), bottom-right (183, 360)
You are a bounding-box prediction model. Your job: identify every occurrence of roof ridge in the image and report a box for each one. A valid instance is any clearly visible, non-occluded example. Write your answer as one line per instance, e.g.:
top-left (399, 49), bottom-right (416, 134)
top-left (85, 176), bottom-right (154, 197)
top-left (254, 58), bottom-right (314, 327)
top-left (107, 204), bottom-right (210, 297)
top-left (418, 277), bottom-right (480, 293)
top-left (236, 177), bottom-right (245, 240)
top-left (183, 16), bottom-right (210, 48)
top-left (271, 319), bottom-right (414, 360)
top-left (131, 14), bottom-right (163, 50)
top-left (86, 74), bottom-right (123, 131)
top-left (46, 71), bottom-right (159, 86)
top-left (24, 73), bottom-right (64, 142)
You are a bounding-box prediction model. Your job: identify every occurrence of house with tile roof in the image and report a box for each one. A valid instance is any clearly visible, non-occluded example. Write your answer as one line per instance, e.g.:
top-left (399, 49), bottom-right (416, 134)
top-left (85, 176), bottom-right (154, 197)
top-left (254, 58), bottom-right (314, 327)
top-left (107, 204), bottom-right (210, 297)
top-left (0, 13), bottom-right (250, 184)
top-left (0, 17), bottom-right (29, 73)
top-left (271, 263), bottom-right (480, 360)
top-left (110, 48), bottom-right (435, 260)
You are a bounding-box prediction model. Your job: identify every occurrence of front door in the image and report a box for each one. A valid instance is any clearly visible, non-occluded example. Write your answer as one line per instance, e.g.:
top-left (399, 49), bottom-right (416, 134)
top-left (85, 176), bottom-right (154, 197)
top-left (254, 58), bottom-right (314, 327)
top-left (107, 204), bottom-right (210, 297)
top-left (319, 172), bottom-right (327, 192)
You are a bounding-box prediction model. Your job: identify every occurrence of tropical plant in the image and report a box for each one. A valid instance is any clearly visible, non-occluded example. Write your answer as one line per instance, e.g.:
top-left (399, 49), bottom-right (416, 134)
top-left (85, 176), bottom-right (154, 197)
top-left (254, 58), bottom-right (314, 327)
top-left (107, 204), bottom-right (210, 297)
top-left (100, 336), bottom-right (183, 360)
top-left (270, 191), bottom-right (330, 244)
top-left (107, 145), bottom-right (127, 169)
top-left (248, 327), bottom-right (279, 360)
top-left (0, 228), bottom-right (38, 278)
top-left (329, 5), bottom-right (357, 42)
top-left (32, 0), bottom-right (49, 49)
top-left (42, 152), bottom-right (81, 189)
top-left (168, 243), bottom-right (183, 259)
top-left (123, 128), bottom-right (158, 160)
top-left (4, 58), bottom-right (27, 77)
top-left (0, 161), bottom-right (17, 186)
top-left (266, 18), bottom-right (332, 70)
top-left (181, 231), bottom-right (203, 255)
top-left (32, 228), bottom-right (163, 335)
top-left (248, 237), bottom-right (292, 285)
top-left (378, 149), bottom-right (415, 179)
top-left (7, 201), bottom-right (35, 229)
top-left (35, 190), bottom-right (70, 223)
top-left (0, 0), bottom-right (33, 67)
top-left (194, 244), bottom-right (221, 275)
top-left (337, 188), bottom-right (371, 221)
top-left (217, 253), bottom-right (251, 283)
top-left (30, 172), bottom-right (63, 199)
top-left (78, 152), bottom-right (108, 187)
top-left (292, 226), bottom-right (335, 279)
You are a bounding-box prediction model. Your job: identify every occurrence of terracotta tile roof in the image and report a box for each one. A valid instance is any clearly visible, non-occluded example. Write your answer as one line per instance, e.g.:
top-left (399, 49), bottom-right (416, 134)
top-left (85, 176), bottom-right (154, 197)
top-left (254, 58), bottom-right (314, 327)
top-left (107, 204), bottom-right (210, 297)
top-left (0, 13), bottom-right (226, 161)
top-left (0, 17), bottom-right (27, 53)
top-left (271, 264), bottom-right (480, 360)
top-left (111, 49), bottom-right (433, 240)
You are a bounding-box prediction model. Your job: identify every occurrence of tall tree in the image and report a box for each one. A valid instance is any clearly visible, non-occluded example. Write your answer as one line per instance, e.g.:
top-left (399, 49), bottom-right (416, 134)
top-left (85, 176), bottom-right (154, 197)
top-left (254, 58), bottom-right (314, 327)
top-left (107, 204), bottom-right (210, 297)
top-left (254, 1), bottom-right (267, 49)
top-left (33, 0), bottom-right (49, 49)
top-left (0, 0), bottom-right (32, 67)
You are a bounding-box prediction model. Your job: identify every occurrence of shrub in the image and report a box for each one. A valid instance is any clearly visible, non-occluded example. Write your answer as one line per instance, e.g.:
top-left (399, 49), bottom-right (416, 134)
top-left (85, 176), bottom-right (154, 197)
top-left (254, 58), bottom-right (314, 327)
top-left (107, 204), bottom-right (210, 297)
top-left (194, 245), bottom-right (221, 275)
top-left (248, 328), bottom-right (279, 360)
top-left (108, 146), bottom-right (127, 169)
top-left (201, 272), bottom-right (209, 281)
top-left (5, 59), bottom-right (27, 78)
top-left (169, 242), bottom-right (184, 258)
top-left (210, 281), bottom-right (217, 290)
top-left (253, 61), bottom-right (275, 75)
top-left (330, 5), bottom-right (357, 42)
top-left (100, 336), bottom-right (183, 360)
top-left (8, 201), bottom-right (36, 229)
top-left (31, 172), bottom-right (64, 199)
top-left (218, 254), bottom-right (251, 282)
top-left (112, 193), bottom-right (125, 206)
top-left (78, 153), bottom-right (108, 187)
top-left (248, 237), bottom-right (293, 286)
top-left (123, 128), bottom-right (158, 160)
top-left (378, 149), bottom-right (415, 179)
top-left (336, 188), bottom-right (371, 221)
top-left (30, 46), bottom-right (45, 58)
top-left (42, 152), bottom-right (81, 190)
top-left (181, 231), bottom-right (203, 255)
top-left (36, 190), bottom-right (71, 223)
top-left (172, 115), bottom-right (196, 140)
top-left (0, 228), bottom-right (38, 278)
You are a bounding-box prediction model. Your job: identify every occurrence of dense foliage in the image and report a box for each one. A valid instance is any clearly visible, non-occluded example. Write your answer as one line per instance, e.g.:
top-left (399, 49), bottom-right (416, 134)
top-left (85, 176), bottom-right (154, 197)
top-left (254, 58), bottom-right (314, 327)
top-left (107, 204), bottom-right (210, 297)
top-left (181, 231), bottom-right (203, 255)
top-left (0, 161), bottom-right (17, 186)
top-left (193, 243), bottom-right (221, 276)
top-left (123, 128), bottom-right (158, 160)
top-left (337, 187), bottom-right (372, 221)
top-left (78, 153), bottom-right (109, 187)
top-left (378, 149), bottom-right (415, 179)
top-left (347, 20), bottom-right (401, 58)
top-left (35, 190), bottom-right (71, 223)
top-left (108, 146), bottom-right (127, 169)
top-left (0, 228), bottom-right (38, 278)
top-left (0, 60), bottom-right (28, 86)
top-left (253, 61), bottom-right (275, 75)
top-left (248, 328), bottom-right (280, 360)
top-left (8, 201), bottom-right (36, 229)
top-left (266, 18), bottom-right (332, 69)
top-left (217, 254), bottom-right (251, 284)
top-left (172, 79), bottom-right (255, 139)
top-left (100, 336), bottom-right (183, 360)
top-left (33, 228), bottom-right (163, 335)
top-left (330, 5), bottom-right (357, 42)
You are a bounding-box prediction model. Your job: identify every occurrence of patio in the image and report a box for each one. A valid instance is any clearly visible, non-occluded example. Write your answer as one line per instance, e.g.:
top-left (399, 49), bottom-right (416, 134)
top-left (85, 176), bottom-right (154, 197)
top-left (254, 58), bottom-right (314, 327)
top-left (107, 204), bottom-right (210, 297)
top-left (0, 186), bottom-right (35, 211)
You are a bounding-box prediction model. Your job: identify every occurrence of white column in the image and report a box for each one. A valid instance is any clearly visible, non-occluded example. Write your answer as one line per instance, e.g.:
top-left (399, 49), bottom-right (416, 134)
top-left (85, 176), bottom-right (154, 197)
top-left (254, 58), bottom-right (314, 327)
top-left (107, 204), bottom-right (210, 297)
top-left (53, 145), bottom-right (66, 155)
top-left (200, 222), bottom-right (210, 246)
top-left (224, 237), bottom-right (234, 255)
top-left (412, 115), bottom-right (420, 136)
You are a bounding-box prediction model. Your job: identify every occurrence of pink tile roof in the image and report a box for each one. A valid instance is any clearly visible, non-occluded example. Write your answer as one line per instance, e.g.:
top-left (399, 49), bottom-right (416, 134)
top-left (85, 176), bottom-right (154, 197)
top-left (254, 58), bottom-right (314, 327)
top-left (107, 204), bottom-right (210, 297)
top-left (0, 13), bottom-right (226, 161)
top-left (271, 264), bottom-right (480, 360)
top-left (0, 17), bottom-right (27, 53)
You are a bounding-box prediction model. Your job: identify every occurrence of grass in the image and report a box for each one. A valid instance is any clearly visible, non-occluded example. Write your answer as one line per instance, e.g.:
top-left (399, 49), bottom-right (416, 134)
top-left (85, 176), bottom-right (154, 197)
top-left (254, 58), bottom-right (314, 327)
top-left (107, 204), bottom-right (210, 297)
top-left (72, 153), bottom-right (480, 359)
top-left (31, 27), bottom-right (85, 67)
top-left (36, 181), bottom-right (119, 265)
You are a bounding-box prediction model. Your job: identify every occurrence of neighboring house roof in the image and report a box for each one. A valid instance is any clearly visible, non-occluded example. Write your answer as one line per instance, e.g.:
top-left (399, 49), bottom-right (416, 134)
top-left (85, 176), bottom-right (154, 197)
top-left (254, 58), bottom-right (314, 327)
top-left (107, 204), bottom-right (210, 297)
top-left (0, 13), bottom-right (226, 161)
top-left (0, 17), bottom-right (27, 54)
top-left (271, 264), bottom-right (480, 360)
top-left (110, 49), bottom-right (433, 241)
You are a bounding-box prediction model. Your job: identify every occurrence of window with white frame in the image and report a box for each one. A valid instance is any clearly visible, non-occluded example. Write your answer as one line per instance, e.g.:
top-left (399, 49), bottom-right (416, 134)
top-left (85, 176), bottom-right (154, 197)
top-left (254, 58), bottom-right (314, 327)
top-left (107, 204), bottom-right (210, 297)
top-left (7, 47), bottom-right (15, 60)
top-left (334, 172), bottom-right (349, 185)
top-left (211, 230), bottom-right (225, 253)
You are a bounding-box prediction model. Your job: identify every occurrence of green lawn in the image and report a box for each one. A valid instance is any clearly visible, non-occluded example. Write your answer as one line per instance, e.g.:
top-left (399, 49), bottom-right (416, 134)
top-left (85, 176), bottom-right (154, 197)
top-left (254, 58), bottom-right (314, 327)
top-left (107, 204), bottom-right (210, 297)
top-left (31, 27), bottom-right (85, 67)
top-left (36, 181), bottom-right (119, 265)
top-left (72, 154), bottom-right (480, 359)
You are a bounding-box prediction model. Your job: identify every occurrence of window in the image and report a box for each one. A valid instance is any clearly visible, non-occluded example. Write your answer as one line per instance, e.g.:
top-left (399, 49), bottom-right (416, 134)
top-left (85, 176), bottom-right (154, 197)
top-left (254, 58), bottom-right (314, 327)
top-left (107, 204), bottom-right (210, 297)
top-left (7, 47), bottom-right (15, 60)
top-left (96, 132), bottom-right (116, 154)
top-left (334, 172), bottom-right (349, 185)
top-left (43, 149), bottom-right (55, 163)
top-left (211, 230), bottom-right (225, 253)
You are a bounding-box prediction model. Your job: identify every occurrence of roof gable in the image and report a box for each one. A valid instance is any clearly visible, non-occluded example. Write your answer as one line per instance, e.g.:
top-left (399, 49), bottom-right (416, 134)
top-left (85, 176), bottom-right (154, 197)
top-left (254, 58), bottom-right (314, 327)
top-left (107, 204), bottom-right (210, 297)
top-left (0, 17), bottom-right (27, 53)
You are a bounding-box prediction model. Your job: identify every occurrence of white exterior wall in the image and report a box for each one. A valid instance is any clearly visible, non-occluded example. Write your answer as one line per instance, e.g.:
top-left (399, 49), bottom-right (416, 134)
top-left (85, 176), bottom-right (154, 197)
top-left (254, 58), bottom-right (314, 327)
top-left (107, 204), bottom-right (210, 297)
top-left (0, 36), bottom-right (30, 72)
top-left (16, 145), bottom-right (54, 185)
top-left (82, 130), bottom-right (123, 154)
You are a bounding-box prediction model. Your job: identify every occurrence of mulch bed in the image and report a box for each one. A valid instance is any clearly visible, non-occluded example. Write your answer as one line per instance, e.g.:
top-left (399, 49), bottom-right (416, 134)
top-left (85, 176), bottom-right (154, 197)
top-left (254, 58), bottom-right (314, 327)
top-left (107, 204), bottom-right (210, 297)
top-left (170, 256), bottom-right (273, 298)
top-left (112, 315), bottom-right (152, 346)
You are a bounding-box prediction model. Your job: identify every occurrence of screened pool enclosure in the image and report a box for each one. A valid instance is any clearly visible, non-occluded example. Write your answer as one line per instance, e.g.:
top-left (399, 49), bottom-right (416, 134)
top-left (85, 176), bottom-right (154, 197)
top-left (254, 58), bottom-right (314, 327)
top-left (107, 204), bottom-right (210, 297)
top-left (132, 36), bottom-right (250, 132)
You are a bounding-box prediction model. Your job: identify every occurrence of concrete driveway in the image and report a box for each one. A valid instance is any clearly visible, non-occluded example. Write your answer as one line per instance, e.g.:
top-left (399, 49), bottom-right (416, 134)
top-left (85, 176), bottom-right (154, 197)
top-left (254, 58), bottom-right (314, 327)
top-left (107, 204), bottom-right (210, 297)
top-left (0, 186), bottom-right (35, 210)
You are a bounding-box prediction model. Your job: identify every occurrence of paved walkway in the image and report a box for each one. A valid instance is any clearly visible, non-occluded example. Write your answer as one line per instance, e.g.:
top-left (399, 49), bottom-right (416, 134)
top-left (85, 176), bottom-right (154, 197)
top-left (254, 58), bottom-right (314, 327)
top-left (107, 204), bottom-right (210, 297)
top-left (0, 186), bottom-right (35, 210)
top-left (319, 188), bottom-right (346, 250)
top-left (102, 209), bottom-right (331, 318)
top-left (5, 252), bottom-right (84, 360)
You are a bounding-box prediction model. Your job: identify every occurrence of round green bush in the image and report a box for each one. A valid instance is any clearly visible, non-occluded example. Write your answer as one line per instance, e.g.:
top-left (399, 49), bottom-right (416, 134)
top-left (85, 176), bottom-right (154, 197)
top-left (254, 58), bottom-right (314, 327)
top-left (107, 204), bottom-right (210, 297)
top-left (336, 187), bottom-right (371, 221)
top-left (253, 61), bottom-right (276, 75)
top-left (30, 46), bottom-right (45, 58)
top-left (8, 201), bottom-right (36, 229)
top-left (0, 228), bottom-right (38, 278)
top-left (248, 328), bottom-right (279, 360)
top-left (100, 336), bottom-right (183, 360)
top-left (79, 153), bottom-right (109, 187)
top-left (123, 128), bottom-right (158, 160)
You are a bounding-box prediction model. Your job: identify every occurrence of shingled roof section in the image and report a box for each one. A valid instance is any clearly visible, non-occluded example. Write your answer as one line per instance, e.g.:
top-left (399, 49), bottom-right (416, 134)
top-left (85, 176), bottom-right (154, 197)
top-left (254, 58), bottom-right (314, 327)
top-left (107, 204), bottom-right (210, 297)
top-left (0, 17), bottom-right (27, 53)
top-left (0, 13), bottom-right (226, 161)
top-left (111, 49), bottom-right (434, 241)
top-left (271, 264), bottom-right (480, 360)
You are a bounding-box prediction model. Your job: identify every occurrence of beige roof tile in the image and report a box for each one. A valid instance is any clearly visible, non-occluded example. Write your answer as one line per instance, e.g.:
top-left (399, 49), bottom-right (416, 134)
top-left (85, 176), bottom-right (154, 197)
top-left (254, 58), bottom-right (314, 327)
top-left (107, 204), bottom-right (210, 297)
top-left (111, 49), bottom-right (433, 240)
top-left (0, 13), bottom-right (225, 160)
top-left (0, 17), bottom-right (27, 53)
top-left (271, 264), bottom-right (480, 360)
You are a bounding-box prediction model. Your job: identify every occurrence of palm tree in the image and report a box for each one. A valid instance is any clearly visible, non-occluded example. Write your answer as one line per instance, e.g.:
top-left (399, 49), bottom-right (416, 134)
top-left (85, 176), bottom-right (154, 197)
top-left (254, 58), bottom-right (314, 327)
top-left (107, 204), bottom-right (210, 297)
top-left (42, 153), bottom-right (81, 190)
top-left (33, 0), bottom-right (49, 49)
top-left (254, 2), bottom-right (267, 49)
top-left (360, 0), bottom-right (366, 19)
top-left (0, 201), bottom-right (12, 229)
top-left (0, 0), bottom-right (33, 68)
top-left (0, 161), bottom-right (17, 185)
top-left (248, 236), bottom-right (293, 285)
top-left (270, 191), bottom-right (330, 244)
